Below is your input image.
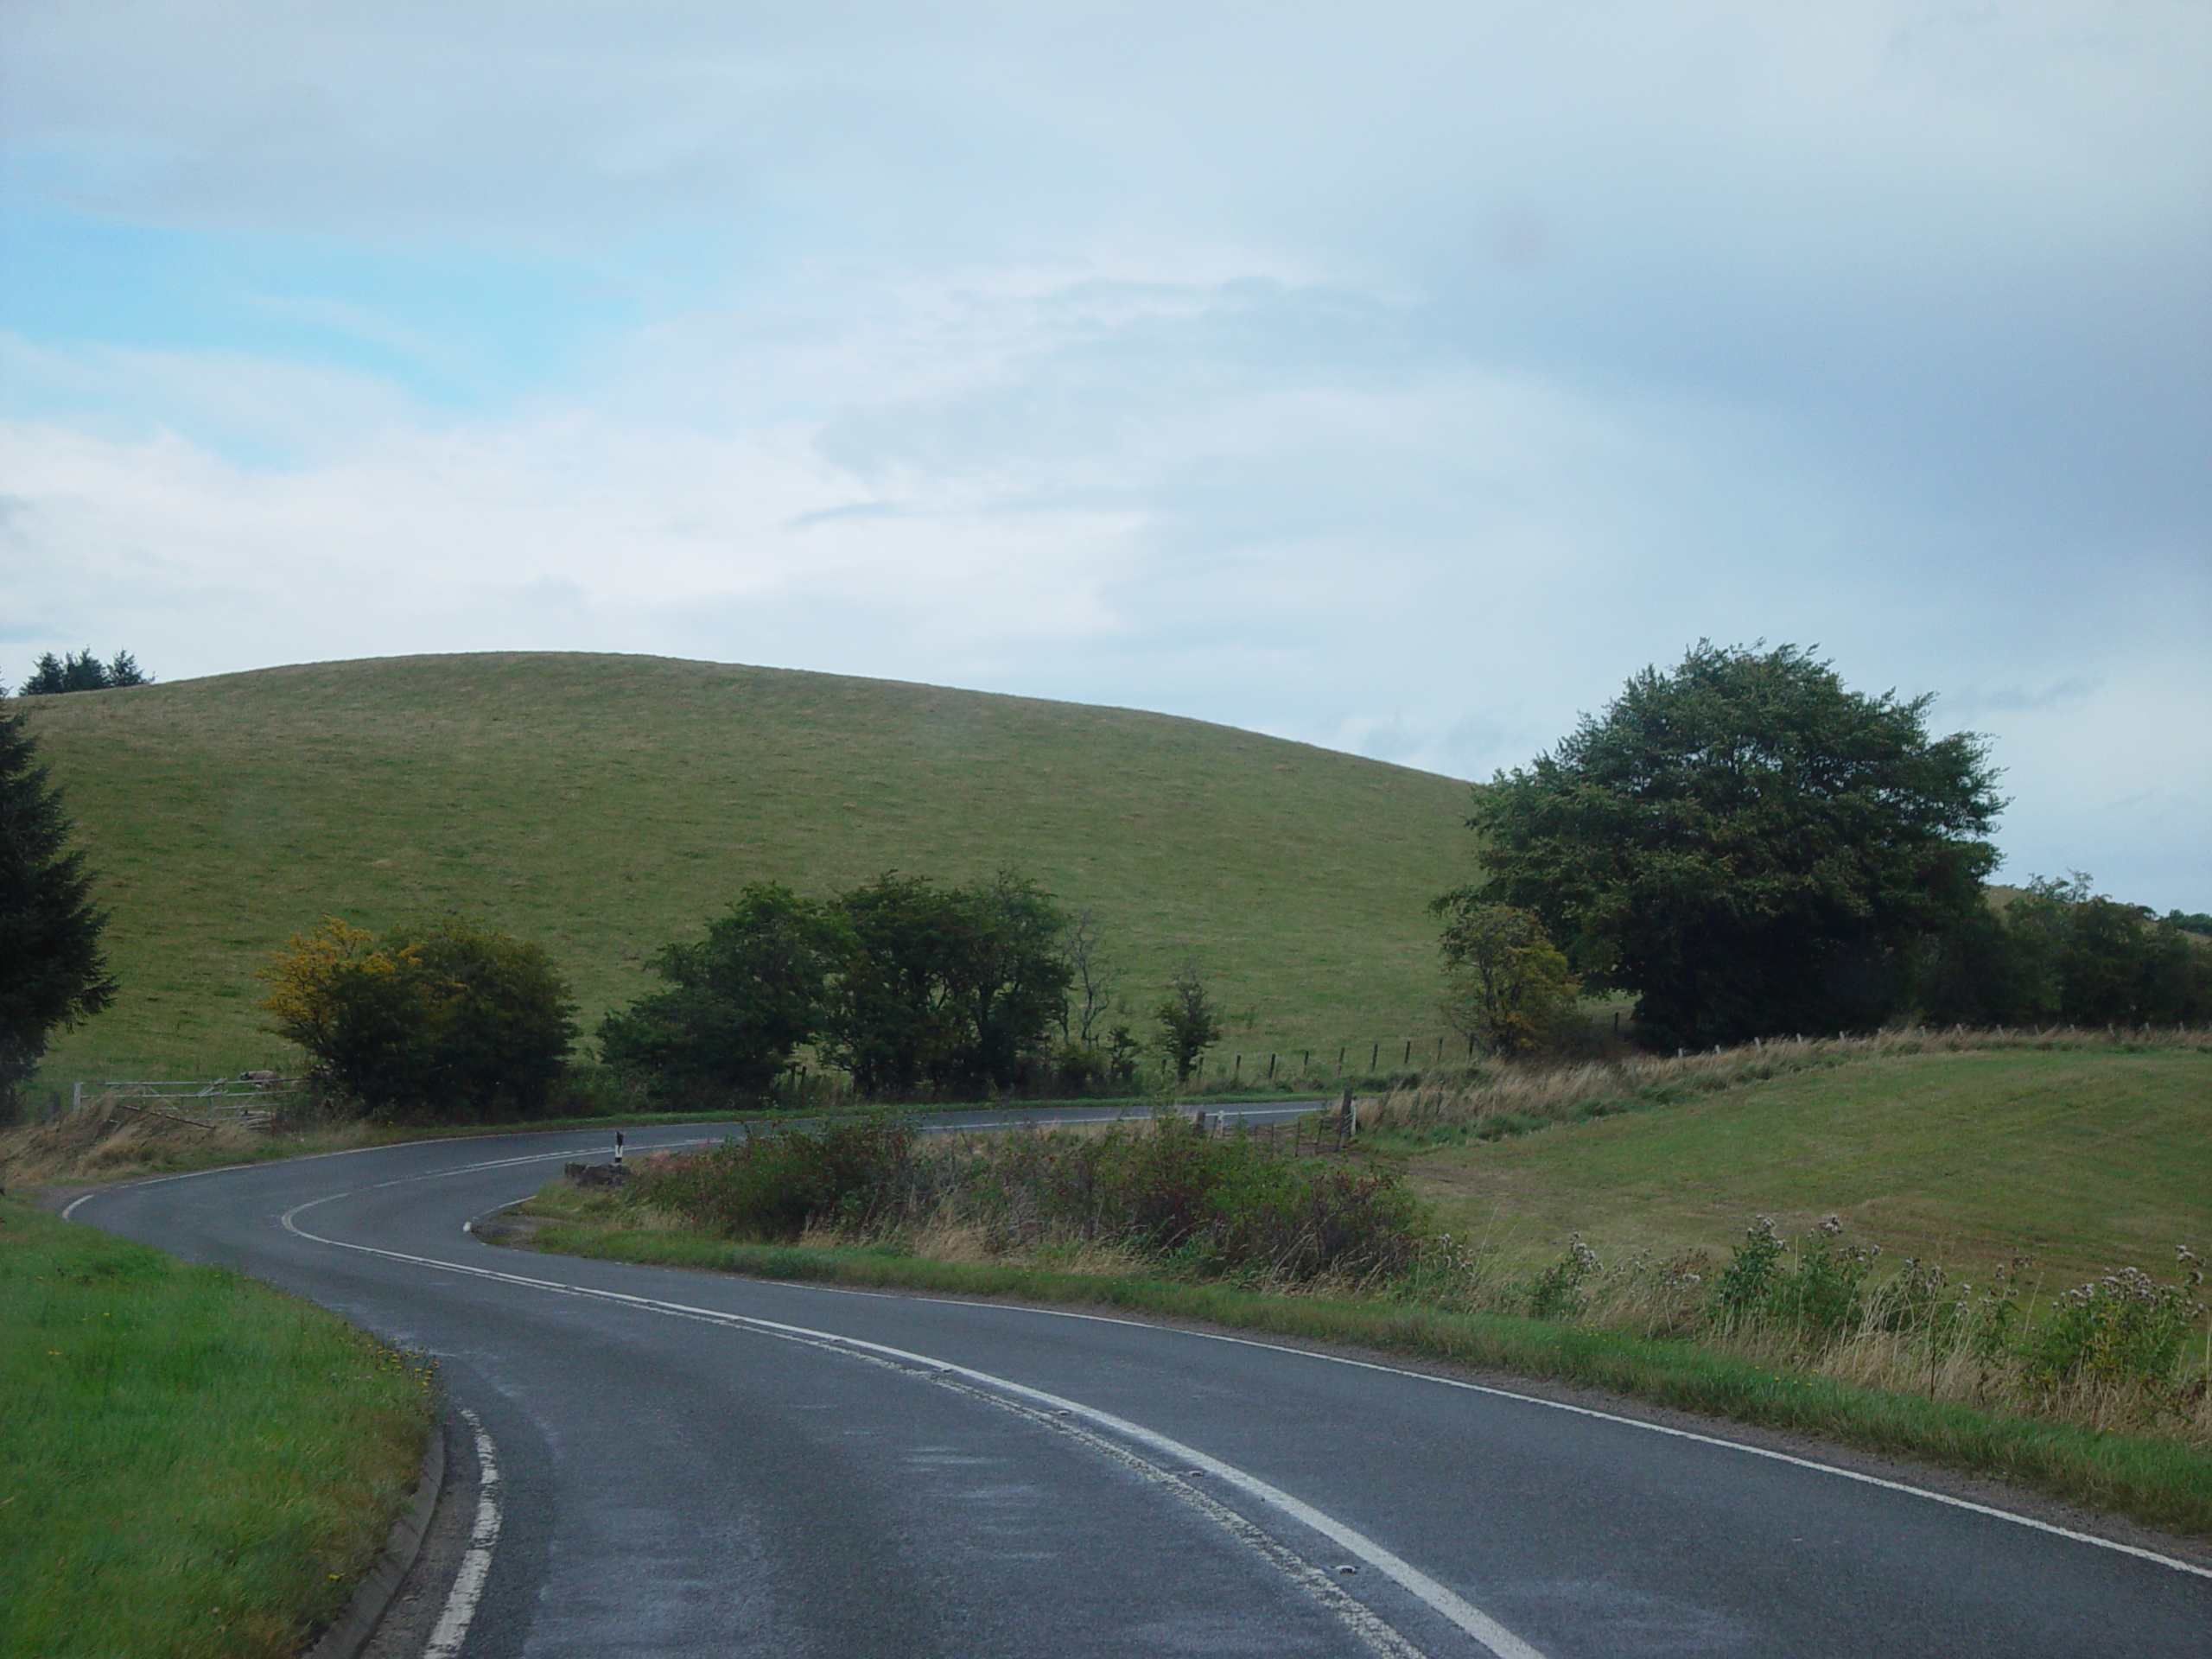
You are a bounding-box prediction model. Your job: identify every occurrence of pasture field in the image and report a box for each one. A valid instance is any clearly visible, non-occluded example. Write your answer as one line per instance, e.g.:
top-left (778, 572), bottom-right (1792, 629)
top-left (1397, 1045), bottom-right (2212, 1288)
top-left (16, 652), bottom-right (1476, 1086)
top-left (0, 1199), bottom-right (432, 1659)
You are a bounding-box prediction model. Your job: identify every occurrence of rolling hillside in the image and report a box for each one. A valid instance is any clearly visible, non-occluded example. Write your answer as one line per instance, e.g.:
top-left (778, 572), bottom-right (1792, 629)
top-left (18, 652), bottom-right (1479, 1084)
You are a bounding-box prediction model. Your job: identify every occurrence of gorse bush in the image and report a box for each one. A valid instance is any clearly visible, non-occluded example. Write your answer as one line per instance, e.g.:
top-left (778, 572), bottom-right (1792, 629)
top-left (629, 1114), bottom-right (1421, 1284)
top-left (261, 917), bottom-right (577, 1116)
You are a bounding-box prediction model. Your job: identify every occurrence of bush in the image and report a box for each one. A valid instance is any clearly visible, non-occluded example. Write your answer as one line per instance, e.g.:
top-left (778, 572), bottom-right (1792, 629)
top-left (632, 1116), bottom-right (915, 1242)
top-left (261, 917), bottom-right (576, 1117)
top-left (632, 1114), bottom-right (1423, 1284)
top-left (1712, 1214), bottom-right (1879, 1339)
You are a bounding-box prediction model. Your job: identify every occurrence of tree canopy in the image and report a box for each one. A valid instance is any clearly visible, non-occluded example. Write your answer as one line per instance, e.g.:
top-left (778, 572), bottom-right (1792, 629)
top-left (0, 706), bottom-right (118, 1111)
top-left (823, 872), bottom-right (1072, 1096)
top-left (598, 883), bottom-right (842, 1096)
top-left (601, 871), bottom-right (1076, 1102)
top-left (1462, 642), bottom-right (2005, 1050)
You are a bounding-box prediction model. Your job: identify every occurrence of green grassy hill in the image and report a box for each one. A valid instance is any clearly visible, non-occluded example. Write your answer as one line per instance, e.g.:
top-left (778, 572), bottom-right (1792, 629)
top-left (19, 652), bottom-right (1479, 1085)
top-left (1408, 1047), bottom-right (2212, 1287)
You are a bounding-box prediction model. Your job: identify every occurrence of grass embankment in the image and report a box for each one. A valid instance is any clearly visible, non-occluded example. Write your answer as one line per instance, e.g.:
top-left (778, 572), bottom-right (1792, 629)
top-left (18, 652), bottom-right (1476, 1085)
top-left (1377, 1035), bottom-right (2212, 1287)
top-left (0, 1200), bottom-right (434, 1659)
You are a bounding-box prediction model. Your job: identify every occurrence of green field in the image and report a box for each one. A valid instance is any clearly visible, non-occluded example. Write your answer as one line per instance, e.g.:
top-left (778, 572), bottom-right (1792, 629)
top-left (0, 1200), bottom-right (432, 1659)
top-left (16, 652), bottom-right (1477, 1085)
top-left (1403, 1047), bottom-right (2212, 1287)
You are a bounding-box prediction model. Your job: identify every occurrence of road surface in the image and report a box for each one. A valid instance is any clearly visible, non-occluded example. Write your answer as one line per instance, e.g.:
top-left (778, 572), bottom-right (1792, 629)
top-left (67, 1113), bottom-right (2212, 1658)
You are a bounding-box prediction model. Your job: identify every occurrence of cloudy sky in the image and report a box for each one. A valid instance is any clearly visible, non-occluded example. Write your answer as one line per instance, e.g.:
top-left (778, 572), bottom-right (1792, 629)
top-left (3, 2), bottom-right (2207, 907)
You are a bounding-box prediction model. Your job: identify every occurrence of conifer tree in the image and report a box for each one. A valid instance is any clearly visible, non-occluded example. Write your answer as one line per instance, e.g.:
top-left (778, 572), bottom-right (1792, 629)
top-left (0, 705), bottom-right (117, 1112)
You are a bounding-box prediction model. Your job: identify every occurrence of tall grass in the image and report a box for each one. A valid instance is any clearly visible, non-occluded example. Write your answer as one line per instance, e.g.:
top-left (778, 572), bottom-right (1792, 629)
top-left (0, 1200), bottom-right (434, 1659)
top-left (1420, 1217), bottom-right (2212, 1450)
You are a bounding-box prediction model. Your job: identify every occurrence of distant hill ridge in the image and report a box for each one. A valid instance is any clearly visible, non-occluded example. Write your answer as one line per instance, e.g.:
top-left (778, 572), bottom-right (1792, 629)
top-left (18, 652), bottom-right (1478, 1082)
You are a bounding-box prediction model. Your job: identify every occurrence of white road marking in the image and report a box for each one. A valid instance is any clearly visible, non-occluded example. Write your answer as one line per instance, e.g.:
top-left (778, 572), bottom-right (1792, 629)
top-left (880, 1294), bottom-right (2212, 1584)
top-left (423, 1408), bottom-right (502, 1659)
top-left (924, 1363), bottom-right (1430, 1658)
top-left (281, 1192), bottom-right (1547, 1659)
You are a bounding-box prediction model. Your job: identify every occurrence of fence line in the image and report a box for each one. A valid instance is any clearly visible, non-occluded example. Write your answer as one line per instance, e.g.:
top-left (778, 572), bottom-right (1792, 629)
top-left (64, 1076), bottom-right (302, 1129)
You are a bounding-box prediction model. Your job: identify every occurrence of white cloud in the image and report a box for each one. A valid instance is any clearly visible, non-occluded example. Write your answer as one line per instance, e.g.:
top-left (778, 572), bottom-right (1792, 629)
top-left (2, 1), bottom-right (2208, 907)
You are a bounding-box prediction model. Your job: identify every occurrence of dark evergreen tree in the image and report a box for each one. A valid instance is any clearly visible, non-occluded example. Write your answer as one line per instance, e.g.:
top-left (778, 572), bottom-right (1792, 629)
top-left (21, 649), bottom-right (152, 695)
top-left (0, 705), bottom-right (118, 1112)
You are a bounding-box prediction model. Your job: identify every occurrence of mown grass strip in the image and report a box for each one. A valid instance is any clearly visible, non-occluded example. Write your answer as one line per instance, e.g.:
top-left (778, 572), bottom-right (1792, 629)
top-left (524, 1217), bottom-right (2212, 1541)
top-left (0, 1199), bottom-right (435, 1659)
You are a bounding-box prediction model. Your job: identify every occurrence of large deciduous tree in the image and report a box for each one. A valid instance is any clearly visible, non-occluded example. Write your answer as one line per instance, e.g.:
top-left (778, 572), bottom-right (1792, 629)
top-left (598, 883), bottom-right (842, 1098)
top-left (1463, 642), bottom-right (2004, 1050)
top-left (0, 705), bottom-right (118, 1112)
top-left (824, 872), bottom-right (1072, 1096)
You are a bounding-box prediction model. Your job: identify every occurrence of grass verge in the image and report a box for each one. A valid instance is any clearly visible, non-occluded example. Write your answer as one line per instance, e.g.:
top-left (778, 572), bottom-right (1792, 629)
top-left (0, 1199), bottom-right (435, 1659)
top-left (512, 1203), bottom-right (2212, 1542)
top-left (1385, 1039), bottom-right (2212, 1286)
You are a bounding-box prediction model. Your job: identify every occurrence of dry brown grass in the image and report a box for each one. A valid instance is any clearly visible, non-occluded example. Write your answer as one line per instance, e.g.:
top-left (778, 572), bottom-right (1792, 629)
top-left (0, 1096), bottom-right (376, 1190)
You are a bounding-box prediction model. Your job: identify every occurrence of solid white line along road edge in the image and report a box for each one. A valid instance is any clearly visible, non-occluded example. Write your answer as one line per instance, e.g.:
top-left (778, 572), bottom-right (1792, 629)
top-left (874, 1294), bottom-right (2212, 1584)
top-left (423, 1408), bottom-right (502, 1659)
top-left (282, 1191), bottom-right (1546, 1659)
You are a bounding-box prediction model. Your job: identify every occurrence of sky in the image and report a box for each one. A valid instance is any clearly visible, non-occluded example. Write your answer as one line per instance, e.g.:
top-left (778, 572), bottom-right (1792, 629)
top-left (2, 1), bottom-right (2207, 909)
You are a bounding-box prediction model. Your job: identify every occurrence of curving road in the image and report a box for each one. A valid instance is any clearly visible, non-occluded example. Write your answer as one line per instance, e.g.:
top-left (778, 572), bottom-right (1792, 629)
top-left (67, 1115), bottom-right (2212, 1659)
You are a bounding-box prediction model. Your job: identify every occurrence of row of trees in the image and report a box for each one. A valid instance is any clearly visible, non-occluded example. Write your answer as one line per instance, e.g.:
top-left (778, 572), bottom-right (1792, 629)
top-left (11, 650), bottom-right (154, 696)
top-left (1915, 874), bottom-right (2212, 1028)
top-left (1436, 643), bottom-right (2208, 1051)
top-left (251, 874), bottom-right (1232, 1116)
top-left (601, 874), bottom-right (1094, 1100)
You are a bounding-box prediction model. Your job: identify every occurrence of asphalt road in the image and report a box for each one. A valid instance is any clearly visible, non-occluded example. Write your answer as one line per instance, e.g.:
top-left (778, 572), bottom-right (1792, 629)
top-left (67, 1112), bottom-right (2212, 1659)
